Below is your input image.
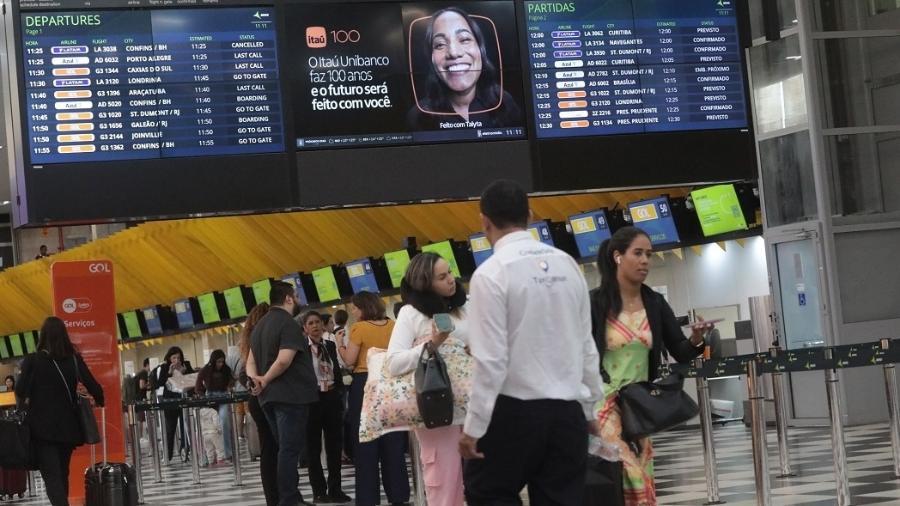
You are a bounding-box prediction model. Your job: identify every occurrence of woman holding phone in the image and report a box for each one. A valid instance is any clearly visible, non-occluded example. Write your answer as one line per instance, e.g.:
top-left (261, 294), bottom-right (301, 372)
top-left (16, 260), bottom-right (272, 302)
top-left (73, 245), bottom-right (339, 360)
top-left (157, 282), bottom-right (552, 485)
top-left (590, 226), bottom-right (712, 505)
top-left (386, 252), bottom-right (470, 506)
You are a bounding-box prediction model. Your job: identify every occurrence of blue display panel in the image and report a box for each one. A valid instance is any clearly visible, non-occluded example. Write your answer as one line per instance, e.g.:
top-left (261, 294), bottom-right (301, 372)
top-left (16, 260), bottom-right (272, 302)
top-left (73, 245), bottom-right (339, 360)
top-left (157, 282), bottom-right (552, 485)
top-left (525, 0), bottom-right (747, 138)
top-left (174, 298), bottom-right (194, 330)
top-left (569, 209), bottom-right (612, 258)
top-left (527, 221), bottom-right (555, 246)
top-left (628, 196), bottom-right (680, 246)
top-left (469, 232), bottom-right (493, 267)
top-left (21, 7), bottom-right (283, 164)
top-left (281, 273), bottom-right (309, 306)
top-left (142, 306), bottom-right (163, 335)
top-left (345, 258), bottom-right (379, 294)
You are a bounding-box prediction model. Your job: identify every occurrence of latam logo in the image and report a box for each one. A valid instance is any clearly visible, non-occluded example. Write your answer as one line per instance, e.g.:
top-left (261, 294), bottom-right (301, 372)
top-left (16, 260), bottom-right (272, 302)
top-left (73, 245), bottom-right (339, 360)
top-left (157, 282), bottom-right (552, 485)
top-left (306, 26), bottom-right (327, 48)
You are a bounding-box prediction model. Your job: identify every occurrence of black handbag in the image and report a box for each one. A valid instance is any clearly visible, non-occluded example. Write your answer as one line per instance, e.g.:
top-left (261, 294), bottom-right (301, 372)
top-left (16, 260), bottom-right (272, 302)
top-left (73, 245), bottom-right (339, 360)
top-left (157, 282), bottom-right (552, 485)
top-left (414, 342), bottom-right (454, 429)
top-left (53, 355), bottom-right (101, 445)
top-left (617, 372), bottom-right (699, 442)
top-left (0, 410), bottom-right (34, 469)
top-left (584, 455), bottom-right (625, 506)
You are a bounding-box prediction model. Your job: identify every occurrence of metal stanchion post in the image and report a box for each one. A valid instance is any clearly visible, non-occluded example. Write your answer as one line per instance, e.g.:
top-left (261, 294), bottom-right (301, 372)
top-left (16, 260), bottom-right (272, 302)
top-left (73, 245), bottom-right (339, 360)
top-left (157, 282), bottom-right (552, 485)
top-left (770, 348), bottom-right (794, 478)
top-left (230, 401), bottom-right (243, 486)
top-left (694, 358), bottom-right (725, 504)
top-left (27, 471), bottom-right (37, 497)
top-left (186, 407), bottom-right (201, 485)
top-left (145, 406), bottom-right (163, 482)
top-left (128, 405), bottom-right (145, 505)
top-left (824, 348), bottom-right (851, 506)
top-left (746, 359), bottom-right (771, 506)
top-left (408, 432), bottom-right (427, 506)
top-left (881, 339), bottom-right (900, 478)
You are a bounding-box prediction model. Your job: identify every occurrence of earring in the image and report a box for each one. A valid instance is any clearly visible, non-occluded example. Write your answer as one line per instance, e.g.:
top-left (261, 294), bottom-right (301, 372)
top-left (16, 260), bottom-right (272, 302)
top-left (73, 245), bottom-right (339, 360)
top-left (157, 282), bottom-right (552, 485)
top-left (615, 257), bottom-right (621, 265)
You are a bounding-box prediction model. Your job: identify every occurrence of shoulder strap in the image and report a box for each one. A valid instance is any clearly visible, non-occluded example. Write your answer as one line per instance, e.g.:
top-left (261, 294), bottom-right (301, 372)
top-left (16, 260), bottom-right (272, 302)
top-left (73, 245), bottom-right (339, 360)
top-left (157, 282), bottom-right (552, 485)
top-left (51, 358), bottom-right (75, 405)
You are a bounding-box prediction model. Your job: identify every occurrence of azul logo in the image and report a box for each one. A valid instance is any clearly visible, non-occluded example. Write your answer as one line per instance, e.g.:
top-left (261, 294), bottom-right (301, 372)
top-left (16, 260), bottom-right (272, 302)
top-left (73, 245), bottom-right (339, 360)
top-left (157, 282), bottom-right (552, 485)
top-left (306, 26), bottom-right (327, 48)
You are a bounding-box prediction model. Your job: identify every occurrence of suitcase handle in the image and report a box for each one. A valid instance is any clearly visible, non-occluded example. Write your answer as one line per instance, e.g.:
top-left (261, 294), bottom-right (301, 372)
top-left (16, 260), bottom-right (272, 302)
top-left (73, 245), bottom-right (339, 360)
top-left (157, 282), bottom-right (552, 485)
top-left (90, 407), bottom-right (108, 466)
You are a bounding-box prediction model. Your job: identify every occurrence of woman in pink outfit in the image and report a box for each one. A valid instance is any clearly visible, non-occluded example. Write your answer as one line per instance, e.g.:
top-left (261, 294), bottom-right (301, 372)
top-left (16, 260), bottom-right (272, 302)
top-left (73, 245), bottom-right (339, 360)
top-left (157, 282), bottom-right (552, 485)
top-left (386, 252), bottom-right (471, 506)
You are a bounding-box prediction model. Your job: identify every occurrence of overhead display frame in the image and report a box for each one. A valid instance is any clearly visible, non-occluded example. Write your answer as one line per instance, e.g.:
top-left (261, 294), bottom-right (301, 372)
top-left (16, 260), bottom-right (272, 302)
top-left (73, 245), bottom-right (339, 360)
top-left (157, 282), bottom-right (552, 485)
top-left (6, 0), bottom-right (295, 226)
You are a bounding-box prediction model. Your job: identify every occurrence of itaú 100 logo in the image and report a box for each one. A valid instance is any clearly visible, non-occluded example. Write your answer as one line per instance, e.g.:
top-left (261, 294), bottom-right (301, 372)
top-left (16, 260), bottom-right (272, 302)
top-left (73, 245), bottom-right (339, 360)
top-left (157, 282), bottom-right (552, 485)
top-left (88, 262), bottom-right (110, 273)
top-left (306, 26), bottom-right (361, 48)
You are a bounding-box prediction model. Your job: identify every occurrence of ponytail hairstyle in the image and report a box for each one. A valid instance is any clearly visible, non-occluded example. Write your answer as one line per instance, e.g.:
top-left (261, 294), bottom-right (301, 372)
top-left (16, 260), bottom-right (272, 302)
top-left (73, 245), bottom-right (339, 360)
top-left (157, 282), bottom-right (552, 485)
top-left (595, 226), bottom-right (651, 318)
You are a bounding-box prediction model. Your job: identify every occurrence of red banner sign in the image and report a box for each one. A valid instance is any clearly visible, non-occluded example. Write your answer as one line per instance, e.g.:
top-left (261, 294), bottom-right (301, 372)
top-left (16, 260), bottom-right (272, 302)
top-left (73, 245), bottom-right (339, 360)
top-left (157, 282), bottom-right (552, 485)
top-left (51, 260), bottom-right (124, 503)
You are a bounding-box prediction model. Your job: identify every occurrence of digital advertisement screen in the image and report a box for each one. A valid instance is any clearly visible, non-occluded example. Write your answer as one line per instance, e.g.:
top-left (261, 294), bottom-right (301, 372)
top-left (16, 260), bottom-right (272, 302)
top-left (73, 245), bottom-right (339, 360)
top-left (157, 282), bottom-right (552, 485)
top-left (569, 209), bottom-right (612, 258)
top-left (384, 249), bottom-right (411, 289)
top-left (174, 298), bottom-right (195, 330)
top-left (287, 1), bottom-right (526, 149)
top-left (9, 334), bottom-right (24, 357)
top-left (527, 221), bottom-right (555, 246)
top-left (312, 267), bottom-right (341, 302)
top-left (281, 274), bottom-right (310, 306)
top-left (629, 196), bottom-right (680, 246)
top-left (346, 258), bottom-right (380, 294)
top-left (197, 292), bottom-right (221, 324)
top-left (20, 6), bottom-right (284, 164)
top-left (252, 278), bottom-right (272, 305)
top-left (422, 240), bottom-right (459, 277)
top-left (23, 331), bottom-right (37, 354)
top-left (691, 184), bottom-right (748, 237)
top-left (143, 307), bottom-right (163, 335)
top-left (224, 287), bottom-right (248, 319)
top-left (122, 311), bottom-right (142, 339)
top-left (525, 0), bottom-right (747, 138)
top-left (0, 338), bottom-right (9, 360)
top-left (469, 232), bottom-right (493, 267)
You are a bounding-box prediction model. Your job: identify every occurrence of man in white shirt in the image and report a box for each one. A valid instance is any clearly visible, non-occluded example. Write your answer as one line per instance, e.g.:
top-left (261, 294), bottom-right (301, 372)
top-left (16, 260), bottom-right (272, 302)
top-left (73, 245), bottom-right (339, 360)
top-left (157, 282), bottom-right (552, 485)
top-left (459, 180), bottom-right (605, 505)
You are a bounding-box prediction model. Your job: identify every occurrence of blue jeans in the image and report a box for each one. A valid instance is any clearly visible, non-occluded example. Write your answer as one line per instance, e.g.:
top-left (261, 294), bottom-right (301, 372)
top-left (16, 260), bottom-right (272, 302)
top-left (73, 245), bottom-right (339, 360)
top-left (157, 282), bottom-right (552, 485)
top-left (263, 402), bottom-right (310, 506)
top-left (212, 395), bottom-right (233, 460)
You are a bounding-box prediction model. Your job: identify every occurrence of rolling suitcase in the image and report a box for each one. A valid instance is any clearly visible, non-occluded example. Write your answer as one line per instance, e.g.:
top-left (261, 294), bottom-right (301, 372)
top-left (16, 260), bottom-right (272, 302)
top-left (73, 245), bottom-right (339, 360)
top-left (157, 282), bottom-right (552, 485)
top-left (84, 408), bottom-right (138, 506)
top-left (244, 414), bottom-right (261, 461)
top-left (0, 467), bottom-right (28, 500)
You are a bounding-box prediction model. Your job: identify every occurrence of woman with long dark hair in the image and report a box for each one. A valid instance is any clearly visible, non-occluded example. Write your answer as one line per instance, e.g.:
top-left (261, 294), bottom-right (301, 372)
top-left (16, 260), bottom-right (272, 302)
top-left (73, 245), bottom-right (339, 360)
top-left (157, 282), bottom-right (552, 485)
top-left (195, 348), bottom-right (235, 461)
top-left (407, 7), bottom-right (521, 129)
top-left (339, 291), bottom-right (410, 506)
top-left (590, 227), bottom-right (712, 505)
top-left (16, 316), bottom-right (104, 506)
top-left (386, 252), bottom-right (471, 506)
top-left (153, 345), bottom-right (194, 462)
top-left (239, 302), bottom-right (279, 506)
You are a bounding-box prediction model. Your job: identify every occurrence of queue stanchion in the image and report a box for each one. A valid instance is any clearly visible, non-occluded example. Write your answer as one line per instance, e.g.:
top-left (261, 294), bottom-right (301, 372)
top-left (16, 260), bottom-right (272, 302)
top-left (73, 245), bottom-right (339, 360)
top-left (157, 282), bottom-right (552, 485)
top-left (145, 404), bottom-right (163, 482)
top-left (27, 470), bottom-right (37, 497)
top-left (408, 432), bottom-right (427, 506)
top-left (746, 358), bottom-right (771, 506)
top-left (881, 339), bottom-right (900, 478)
top-left (824, 348), bottom-right (851, 506)
top-left (770, 348), bottom-right (794, 478)
top-left (694, 357), bottom-right (725, 504)
top-left (230, 400), bottom-right (243, 486)
top-left (157, 393), bottom-right (170, 467)
top-left (185, 407), bottom-right (201, 485)
top-left (128, 404), bottom-right (145, 504)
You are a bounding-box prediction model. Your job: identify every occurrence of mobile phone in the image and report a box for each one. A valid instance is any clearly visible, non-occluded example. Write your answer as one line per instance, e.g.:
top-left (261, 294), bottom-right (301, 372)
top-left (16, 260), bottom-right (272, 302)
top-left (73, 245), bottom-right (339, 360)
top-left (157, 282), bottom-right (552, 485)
top-left (433, 313), bottom-right (455, 334)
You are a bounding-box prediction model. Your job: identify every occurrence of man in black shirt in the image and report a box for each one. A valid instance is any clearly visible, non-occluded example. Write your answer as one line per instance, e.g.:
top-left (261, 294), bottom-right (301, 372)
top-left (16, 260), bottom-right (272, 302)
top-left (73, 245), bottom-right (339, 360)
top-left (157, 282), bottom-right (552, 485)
top-left (247, 281), bottom-right (318, 506)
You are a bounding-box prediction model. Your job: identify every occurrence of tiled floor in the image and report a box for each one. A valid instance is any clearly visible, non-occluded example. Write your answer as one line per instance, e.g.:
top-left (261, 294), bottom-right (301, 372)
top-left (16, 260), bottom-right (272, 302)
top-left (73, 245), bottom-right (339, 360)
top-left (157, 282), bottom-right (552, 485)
top-left (6, 422), bottom-right (900, 505)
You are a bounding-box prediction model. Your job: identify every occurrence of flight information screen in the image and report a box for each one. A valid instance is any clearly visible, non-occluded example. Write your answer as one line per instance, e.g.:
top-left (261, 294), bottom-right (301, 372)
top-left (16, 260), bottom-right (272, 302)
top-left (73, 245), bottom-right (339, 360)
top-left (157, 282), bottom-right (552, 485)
top-left (20, 6), bottom-right (284, 164)
top-left (525, 0), bottom-right (747, 138)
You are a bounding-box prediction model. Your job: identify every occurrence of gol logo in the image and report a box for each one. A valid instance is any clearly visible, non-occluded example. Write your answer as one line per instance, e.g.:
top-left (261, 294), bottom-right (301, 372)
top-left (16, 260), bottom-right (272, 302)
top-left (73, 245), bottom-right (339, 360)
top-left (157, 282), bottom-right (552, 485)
top-left (306, 26), bottom-right (327, 48)
top-left (88, 262), bottom-right (110, 273)
top-left (62, 297), bottom-right (92, 314)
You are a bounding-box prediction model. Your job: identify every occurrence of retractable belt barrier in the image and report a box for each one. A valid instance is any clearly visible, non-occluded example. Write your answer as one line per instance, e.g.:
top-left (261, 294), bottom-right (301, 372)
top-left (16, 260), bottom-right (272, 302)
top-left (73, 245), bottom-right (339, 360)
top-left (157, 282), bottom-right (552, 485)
top-left (673, 339), bottom-right (900, 506)
top-left (125, 392), bottom-right (251, 499)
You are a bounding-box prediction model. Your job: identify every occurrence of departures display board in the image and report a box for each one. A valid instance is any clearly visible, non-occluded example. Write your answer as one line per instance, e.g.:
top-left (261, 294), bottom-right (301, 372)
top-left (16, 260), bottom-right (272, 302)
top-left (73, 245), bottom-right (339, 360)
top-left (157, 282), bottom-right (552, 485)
top-left (21, 6), bottom-right (283, 163)
top-left (286, 1), bottom-right (526, 149)
top-left (524, 0), bottom-right (747, 138)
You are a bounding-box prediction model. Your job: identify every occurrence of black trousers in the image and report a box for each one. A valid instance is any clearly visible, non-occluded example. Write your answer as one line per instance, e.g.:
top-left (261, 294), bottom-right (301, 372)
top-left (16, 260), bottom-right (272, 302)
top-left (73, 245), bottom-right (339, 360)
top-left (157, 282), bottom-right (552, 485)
top-left (464, 396), bottom-right (588, 506)
top-left (163, 407), bottom-right (187, 461)
top-left (248, 395), bottom-right (280, 506)
top-left (35, 440), bottom-right (75, 506)
top-left (306, 388), bottom-right (344, 497)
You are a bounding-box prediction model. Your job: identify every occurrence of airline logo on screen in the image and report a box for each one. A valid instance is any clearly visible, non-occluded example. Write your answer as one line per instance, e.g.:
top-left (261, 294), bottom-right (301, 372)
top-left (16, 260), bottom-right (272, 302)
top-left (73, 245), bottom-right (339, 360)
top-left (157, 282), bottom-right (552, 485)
top-left (630, 203), bottom-right (660, 223)
top-left (307, 26), bottom-right (327, 48)
top-left (570, 216), bottom-right (597, 234)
